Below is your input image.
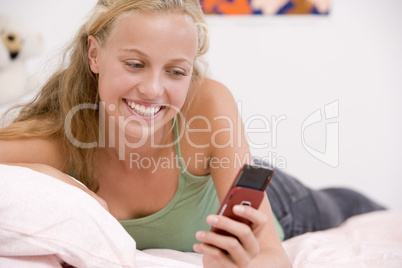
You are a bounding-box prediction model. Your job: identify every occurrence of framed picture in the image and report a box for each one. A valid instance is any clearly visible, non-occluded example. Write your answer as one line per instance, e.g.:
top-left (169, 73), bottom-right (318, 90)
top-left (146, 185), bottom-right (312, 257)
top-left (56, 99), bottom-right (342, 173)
top-left (200, 0), bottom-right (330, 15)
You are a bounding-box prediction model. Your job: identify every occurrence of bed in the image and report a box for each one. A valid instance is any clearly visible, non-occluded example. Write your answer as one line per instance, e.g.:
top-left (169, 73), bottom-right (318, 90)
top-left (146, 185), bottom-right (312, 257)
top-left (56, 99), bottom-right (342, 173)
top-left (1, 164), bottom-right (401, 267)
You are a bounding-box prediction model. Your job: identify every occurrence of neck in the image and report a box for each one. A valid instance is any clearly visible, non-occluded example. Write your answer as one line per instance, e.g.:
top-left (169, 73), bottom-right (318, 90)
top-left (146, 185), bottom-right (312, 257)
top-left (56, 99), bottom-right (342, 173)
top-left (98, 117), bottom-right (176, 171)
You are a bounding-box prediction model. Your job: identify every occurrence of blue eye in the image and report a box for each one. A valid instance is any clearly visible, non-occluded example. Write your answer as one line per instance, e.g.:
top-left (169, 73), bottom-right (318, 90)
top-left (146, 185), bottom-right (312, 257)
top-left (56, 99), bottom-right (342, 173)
top-left (125, 62), bottom-right (144, 69)
top-left (169, 70), bottom-right (186, 76)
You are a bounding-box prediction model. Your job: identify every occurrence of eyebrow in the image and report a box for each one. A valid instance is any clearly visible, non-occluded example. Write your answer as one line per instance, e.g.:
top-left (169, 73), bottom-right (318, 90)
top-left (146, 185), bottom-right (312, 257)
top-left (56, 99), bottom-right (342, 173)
top-left (119, 48), bottom-right (147, 57)
top-left (118, 48), bottom-right (193, 66)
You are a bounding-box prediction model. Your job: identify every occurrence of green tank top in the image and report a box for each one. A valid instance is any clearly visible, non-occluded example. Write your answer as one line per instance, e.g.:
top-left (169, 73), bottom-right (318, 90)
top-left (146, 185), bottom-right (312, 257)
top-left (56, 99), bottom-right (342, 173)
top-left (119, 119), bottom-right (284, 251)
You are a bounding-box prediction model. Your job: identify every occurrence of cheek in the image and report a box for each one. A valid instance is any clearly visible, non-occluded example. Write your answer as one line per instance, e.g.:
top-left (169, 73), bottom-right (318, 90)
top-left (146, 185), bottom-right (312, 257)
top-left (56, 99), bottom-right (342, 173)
top-left (97, 66), bottom-right (130, 101)
top-left (97, 76), bottom-right (115, 105)
top-left (169, 79), bottom-right (191, 108)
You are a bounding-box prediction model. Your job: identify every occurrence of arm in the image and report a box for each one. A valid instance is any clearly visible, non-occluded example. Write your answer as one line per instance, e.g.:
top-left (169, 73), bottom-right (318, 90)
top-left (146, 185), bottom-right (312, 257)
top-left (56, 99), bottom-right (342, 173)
top-left (0, 138), bottom-right (108, 210)
top-left (191, 79), bottom-right (291, 267)
top-left (0, 138), bottom-right (68, 171)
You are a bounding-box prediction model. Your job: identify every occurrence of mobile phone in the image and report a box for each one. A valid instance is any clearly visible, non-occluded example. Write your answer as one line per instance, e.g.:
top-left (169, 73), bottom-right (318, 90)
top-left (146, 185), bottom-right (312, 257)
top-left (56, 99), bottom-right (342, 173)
top-left (210, 164), bottom-right (274, 236)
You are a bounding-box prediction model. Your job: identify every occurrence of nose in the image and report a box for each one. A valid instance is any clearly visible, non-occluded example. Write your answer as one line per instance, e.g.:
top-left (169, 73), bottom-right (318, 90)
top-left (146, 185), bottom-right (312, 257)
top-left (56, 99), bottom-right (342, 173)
top-left (137, 71), bottom-right (164, 99)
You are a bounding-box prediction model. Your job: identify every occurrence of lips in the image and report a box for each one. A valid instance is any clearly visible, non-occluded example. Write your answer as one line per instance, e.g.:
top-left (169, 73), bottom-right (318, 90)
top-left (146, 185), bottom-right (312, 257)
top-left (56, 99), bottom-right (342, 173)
top-left (124, 99), bottom-right (165, 117)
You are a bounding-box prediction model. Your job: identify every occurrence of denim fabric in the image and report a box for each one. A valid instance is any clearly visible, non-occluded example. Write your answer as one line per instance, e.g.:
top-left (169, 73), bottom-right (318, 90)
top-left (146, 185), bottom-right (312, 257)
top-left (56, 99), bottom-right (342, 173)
top-left (253, 158), bottom-right (386, 240)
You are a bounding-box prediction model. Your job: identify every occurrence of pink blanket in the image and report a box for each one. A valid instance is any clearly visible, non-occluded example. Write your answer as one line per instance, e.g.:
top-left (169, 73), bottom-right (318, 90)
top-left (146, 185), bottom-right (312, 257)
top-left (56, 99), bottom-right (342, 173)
top-left (1, 164), bottom-right (401, 267)
top-left (282, 210), bottom-right (402, 267)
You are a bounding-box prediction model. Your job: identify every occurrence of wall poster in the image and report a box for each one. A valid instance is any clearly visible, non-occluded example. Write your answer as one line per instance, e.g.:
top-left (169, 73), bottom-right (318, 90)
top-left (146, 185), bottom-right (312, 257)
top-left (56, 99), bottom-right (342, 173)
top-left (200, 0), bottom-right (330, 15)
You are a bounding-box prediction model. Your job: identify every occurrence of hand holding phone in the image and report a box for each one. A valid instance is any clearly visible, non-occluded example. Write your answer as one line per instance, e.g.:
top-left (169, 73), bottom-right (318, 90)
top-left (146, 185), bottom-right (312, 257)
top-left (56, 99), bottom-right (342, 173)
top-left (210, 164), bottom-right (274, 236)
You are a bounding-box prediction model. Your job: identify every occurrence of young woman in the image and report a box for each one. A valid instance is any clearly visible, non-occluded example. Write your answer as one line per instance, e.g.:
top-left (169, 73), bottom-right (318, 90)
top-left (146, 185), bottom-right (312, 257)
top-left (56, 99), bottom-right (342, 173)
top-left (0, 0), bottom-right (383, 267)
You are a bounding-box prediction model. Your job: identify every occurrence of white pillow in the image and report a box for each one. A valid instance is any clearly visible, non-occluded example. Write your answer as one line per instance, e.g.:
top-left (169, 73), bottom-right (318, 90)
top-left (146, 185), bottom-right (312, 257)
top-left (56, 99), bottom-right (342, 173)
top-left (0, 164), bottom-right (137, 268)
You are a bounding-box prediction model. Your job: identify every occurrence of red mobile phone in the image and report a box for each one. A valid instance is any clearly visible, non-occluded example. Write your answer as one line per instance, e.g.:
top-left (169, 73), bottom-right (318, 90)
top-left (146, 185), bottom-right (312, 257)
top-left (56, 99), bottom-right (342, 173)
top-left (210, 164), bottom-right (274, 236)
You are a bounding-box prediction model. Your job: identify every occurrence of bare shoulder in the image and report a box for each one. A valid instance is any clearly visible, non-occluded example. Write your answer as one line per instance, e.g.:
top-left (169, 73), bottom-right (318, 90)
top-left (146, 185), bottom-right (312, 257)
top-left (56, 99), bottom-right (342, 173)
top-left (0, 137), bottom-right (69, 172)
top-left (180, 78), bottom-right (249, 176)
top-left (184, 77), bottom-right (239, 138)
top-left (183, 78), bottom-right (251, 197)
top-left (197, 77), bottom-right (232, 95)
top-left (188, 77), bottom-right (237, 120)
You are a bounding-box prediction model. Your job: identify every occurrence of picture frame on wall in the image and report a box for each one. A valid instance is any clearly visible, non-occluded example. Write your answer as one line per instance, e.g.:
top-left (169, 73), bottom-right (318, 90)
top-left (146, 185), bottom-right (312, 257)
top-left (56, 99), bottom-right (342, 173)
top-left (200, 0), bottom-right (330, 15)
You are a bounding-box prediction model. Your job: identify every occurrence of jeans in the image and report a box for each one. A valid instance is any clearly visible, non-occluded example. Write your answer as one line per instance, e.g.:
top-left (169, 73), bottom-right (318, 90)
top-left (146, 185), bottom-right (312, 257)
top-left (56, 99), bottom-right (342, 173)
top-left (253, 159), bottom-right (386, 240)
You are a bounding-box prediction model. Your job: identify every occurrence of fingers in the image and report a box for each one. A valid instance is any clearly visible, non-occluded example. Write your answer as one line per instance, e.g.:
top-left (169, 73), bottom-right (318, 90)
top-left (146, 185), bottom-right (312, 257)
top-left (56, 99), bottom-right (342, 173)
top-left (233, 205), bottom-right (269, 238)
top-left (212, 205), bottom-right (268, 244)
top-left (194, 205), bottom-right (268, 267)
top-left (206, 213), bottom-right (260, 257)
top-left (195, 230), bottom-right (252, 267)
top-left (193, 242), bottom-right (235, 268)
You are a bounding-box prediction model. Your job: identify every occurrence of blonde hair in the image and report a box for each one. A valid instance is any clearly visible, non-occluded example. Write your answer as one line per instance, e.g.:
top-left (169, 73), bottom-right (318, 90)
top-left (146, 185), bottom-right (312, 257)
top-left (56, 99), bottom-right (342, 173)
top-left (0, 0), bottom-right (209, 191)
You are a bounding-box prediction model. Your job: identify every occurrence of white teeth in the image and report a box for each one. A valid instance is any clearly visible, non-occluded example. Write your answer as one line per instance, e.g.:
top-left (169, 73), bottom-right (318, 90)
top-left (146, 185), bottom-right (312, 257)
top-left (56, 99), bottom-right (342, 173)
top-left (125, 100), bottom-right (162, 117)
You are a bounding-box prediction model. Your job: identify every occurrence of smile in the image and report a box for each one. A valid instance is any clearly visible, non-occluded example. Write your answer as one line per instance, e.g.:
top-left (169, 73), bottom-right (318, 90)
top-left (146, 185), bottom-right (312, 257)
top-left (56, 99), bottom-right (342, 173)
top-left (124, 99), bottom-right (164, 117)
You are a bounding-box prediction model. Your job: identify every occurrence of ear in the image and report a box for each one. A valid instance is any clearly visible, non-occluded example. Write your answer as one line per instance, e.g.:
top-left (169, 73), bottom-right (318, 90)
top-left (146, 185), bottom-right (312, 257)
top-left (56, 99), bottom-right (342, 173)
top-left (88, 35), bottom-right (100, 74)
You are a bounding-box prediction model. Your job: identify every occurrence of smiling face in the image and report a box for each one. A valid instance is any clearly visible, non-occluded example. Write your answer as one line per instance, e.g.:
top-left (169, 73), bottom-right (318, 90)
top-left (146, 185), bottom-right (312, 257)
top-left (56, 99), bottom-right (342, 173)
top-left (88, 11), bottom-right (198, 141)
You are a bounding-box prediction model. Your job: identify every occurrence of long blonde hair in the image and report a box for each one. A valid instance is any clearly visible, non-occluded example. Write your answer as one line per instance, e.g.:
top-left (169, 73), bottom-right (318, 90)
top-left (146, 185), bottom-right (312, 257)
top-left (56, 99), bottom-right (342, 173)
top-left (0, 0), bottom-right (209, 191)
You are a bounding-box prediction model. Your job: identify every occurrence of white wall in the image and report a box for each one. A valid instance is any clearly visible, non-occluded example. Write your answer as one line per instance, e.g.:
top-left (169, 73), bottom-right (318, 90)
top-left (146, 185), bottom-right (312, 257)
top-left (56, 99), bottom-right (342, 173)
top-left (1, 0), bottom-right (401, 209)
top-left (205, 0), bottom-right (402, 210)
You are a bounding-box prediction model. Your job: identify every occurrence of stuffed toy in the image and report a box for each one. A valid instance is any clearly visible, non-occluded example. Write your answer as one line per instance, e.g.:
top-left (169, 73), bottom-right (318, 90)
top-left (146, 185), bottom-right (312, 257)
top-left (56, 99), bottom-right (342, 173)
top-left (0, 14), bottom-right (42, 105)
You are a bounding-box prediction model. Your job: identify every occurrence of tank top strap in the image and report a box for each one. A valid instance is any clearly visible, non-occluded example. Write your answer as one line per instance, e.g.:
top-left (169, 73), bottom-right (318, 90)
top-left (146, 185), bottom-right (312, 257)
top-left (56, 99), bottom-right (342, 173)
top-left (173, 116), bottom-right (187, 173)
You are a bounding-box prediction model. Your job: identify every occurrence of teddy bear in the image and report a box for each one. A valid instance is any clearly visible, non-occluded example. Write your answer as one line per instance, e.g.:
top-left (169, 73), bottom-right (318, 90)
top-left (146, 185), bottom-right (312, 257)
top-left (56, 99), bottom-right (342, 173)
top-left (0, 14), bottom-right (42, 106)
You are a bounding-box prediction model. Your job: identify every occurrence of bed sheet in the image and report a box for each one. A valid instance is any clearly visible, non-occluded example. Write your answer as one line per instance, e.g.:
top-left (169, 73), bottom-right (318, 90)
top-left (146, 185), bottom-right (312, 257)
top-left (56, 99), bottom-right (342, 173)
top-left (143, 210), bottom-right (402, 267)
top-left (1, 164), bottom-right (401, 267)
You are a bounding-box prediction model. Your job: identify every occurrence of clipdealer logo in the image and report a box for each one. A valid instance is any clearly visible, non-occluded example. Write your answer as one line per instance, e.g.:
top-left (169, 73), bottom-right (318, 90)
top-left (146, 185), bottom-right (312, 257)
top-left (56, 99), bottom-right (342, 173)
top-left (301, 100), bottom-right (339, 167)
top-left (63, 100), bottom-right (340, 168)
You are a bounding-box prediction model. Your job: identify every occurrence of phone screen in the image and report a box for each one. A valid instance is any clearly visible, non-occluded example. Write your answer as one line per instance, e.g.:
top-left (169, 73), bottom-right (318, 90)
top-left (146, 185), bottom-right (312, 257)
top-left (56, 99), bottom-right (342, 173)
top-left (234, 165), bottom-right (273, 191)
top-left (210, 164), bottom-right (274, 236)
